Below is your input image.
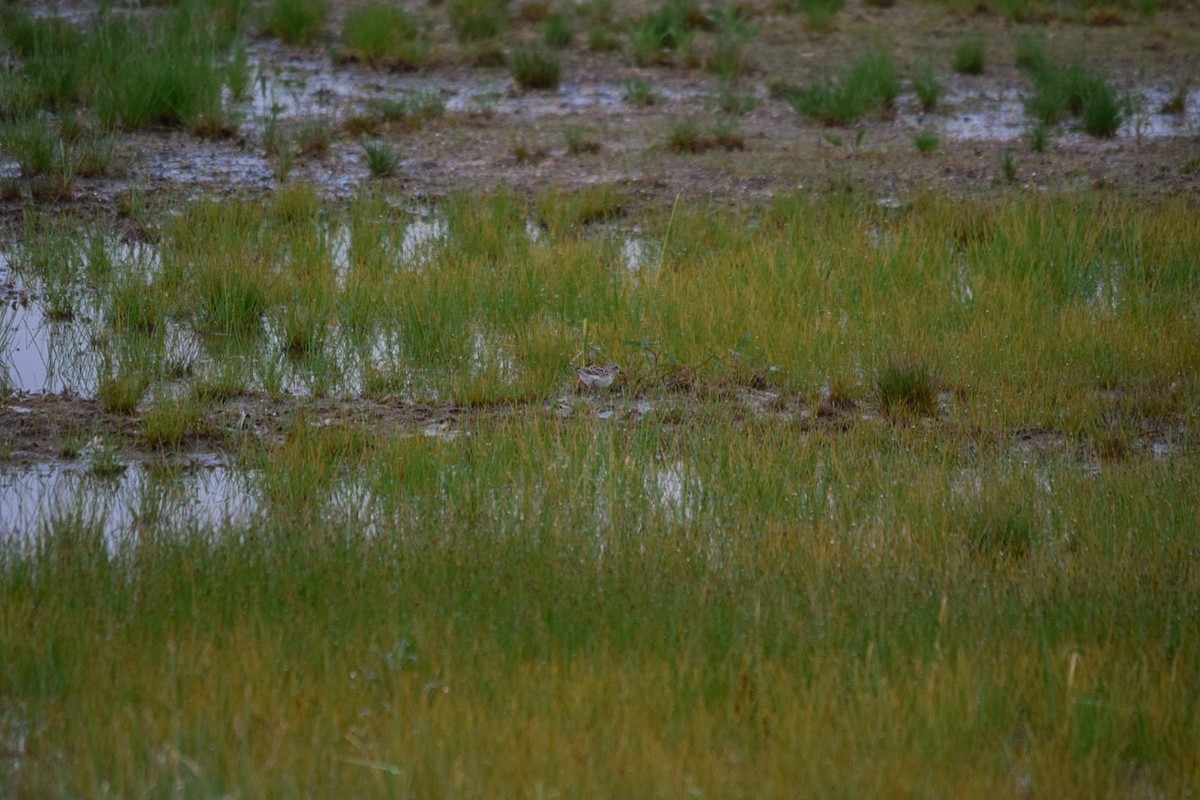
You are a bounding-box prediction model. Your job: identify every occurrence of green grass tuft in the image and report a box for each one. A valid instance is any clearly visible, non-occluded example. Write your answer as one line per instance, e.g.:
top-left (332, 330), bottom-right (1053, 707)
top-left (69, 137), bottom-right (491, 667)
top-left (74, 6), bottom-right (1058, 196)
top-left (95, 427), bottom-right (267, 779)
top-left (667, 116), bottom-right (706, 152)
top-left (295, 118), bottom-right (334, 157)
top-left (108, 276), bottom-right (164, 335)
top-left (340, 2), bottom-right (428, 68)
top-left (999, 150), bottom-right (1016, 181)
top-left (622, 77), bottom-right (661, 107)
top-left (511, 47), bottom-right (563, 90)
top-left (1028, 121), bottom-right (1050, 152)
top-left (364, 142), bottom-right (401, 177)
top-left (97, 372), bottom-right (148, 415)
top-left (964, 492), bottom-right (1041, 560)
top-left (876, 356), bottom-right (937, 417)
top-left (535, 184), bottom-right (626, 234)
top-left (143, 394), bottom-right (208, 450)
top-left (913, 60), bottom-right (943, 110)
top-left (1017, 40), bottom-right (1126, 137)
top-left (265, 0), bottom-right (329, 45)
top-left (3, 6), bottom-right (238, 134)
top-left (953, 36), bottom-right (986, 75)
top-left (1080, 77), bottom-right (1126, 137)
top-left (778, 49), bottom-right (899, 124)
top-left (587, 26), bottom-right (622, 52)
top-left (627, 1), bottom-right (697, 66)
top-left (194, 262), bottom-right (270, 337)
top-left (914, 129), bottom-right (939, 153)
top-left (542, 13), bottom-right (574, 48)
top-left (449, 0), bottom-right (510, 42)
top-left (777, 0), bottom-right (844, 31)
top-left (564, 125), bottom-right (602, 155)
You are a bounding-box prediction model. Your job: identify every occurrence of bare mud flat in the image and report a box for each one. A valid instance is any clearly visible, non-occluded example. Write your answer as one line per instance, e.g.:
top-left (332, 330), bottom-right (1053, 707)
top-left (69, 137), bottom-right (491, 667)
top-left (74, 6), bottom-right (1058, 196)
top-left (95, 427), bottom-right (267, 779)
top-left (1, 0), bottom-right (1198, 221)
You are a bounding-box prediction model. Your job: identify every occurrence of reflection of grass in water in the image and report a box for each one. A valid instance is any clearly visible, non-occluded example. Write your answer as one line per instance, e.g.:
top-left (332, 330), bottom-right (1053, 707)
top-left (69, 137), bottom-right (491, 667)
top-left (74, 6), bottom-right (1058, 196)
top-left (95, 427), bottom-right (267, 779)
top-left (8, 189), bottom-right (1198, 423)
top-left (3, 191), bottom-right (1200, 795)
top-left (535, 184), bottom-right (626, 234)
top-left (4, 414), bottom-right (1197, 795)
top-left (11, 188), bottom-right (1200, 424)
top-left (1016, 38), bottom-right (1127, 137)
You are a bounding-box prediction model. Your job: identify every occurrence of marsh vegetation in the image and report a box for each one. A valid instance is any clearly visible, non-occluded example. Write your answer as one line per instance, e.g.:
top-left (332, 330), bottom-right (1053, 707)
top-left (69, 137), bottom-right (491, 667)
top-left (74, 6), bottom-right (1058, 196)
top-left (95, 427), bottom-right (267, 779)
top-left (1, 0), bottom-right (1198, 796)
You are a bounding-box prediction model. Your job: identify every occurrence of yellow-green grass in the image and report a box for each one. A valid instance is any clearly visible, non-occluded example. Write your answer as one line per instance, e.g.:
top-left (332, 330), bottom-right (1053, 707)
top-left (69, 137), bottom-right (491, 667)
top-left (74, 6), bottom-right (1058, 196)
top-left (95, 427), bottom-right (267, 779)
top-left (142, 393), bottom-right (210, 450)
top-left (2, 187), bottom-right (1198, 795)
top-left (12, 189), bottom-right (1200, 423)
top-left (2, 416), bottom-right (1197, 796)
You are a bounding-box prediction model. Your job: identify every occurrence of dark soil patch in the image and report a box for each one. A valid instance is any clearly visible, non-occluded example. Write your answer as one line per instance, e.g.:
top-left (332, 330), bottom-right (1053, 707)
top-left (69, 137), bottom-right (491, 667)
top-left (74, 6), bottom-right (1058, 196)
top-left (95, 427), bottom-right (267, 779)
top-left (2, 386), bottom-right (1190, 469)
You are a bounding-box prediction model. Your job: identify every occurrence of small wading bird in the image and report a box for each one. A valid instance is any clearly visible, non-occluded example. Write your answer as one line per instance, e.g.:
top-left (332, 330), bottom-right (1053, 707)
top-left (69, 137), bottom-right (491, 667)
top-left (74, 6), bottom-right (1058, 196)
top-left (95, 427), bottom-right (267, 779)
top-left (575, 363), bottom-right (621, 391)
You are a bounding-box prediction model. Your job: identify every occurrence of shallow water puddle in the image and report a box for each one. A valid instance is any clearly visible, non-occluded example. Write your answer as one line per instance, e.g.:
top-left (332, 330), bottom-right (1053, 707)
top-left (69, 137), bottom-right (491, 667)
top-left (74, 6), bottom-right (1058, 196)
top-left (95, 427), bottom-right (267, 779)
top-left (133, 132), bottom-right (279, 194)
top-left (0, 699), bottom-right (26, 792)
top-left (245, 38), bottom-right (704, 124)
top-left (938, 87), bottom-right (1029, 143)
top-left (934, 85), bottom-right (1200, 143)
top-left (0, 242), bottom-right (176, 396)
top-left (1, 258), bottom-right (102, 395)
top-left (649, 460), bottom-right (703, 525)
top-left (400, 215), bottom-right (448, 264)
top-left (620, 232), bottom-right (661, 275)
top-left (0, 458), bottom-right (256, 547)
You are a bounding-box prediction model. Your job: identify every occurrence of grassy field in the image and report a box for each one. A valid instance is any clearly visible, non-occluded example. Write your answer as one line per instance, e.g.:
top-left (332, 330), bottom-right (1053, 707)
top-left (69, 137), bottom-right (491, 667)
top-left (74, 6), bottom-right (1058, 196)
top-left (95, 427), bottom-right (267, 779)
top-left (2, 188), bottom-right (1198, 797)
top-left (10, 188), bottom-right (1199, 417)
top-left (2, 0), bottom-right (1199, 795)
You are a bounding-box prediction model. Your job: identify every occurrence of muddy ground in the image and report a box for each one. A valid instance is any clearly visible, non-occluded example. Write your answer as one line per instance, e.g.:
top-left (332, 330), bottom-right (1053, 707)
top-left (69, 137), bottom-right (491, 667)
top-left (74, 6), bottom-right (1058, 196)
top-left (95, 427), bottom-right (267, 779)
top-left (1, 380), bottom-right (1190, 474)
top-left (1, 0), bottom-right (1198, 222)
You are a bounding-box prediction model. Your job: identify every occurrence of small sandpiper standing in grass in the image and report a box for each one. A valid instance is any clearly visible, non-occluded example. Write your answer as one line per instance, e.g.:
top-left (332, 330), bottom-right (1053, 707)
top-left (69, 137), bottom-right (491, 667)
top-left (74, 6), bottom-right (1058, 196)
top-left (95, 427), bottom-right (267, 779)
top-left (576, 363), bottom-right (621, 391)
